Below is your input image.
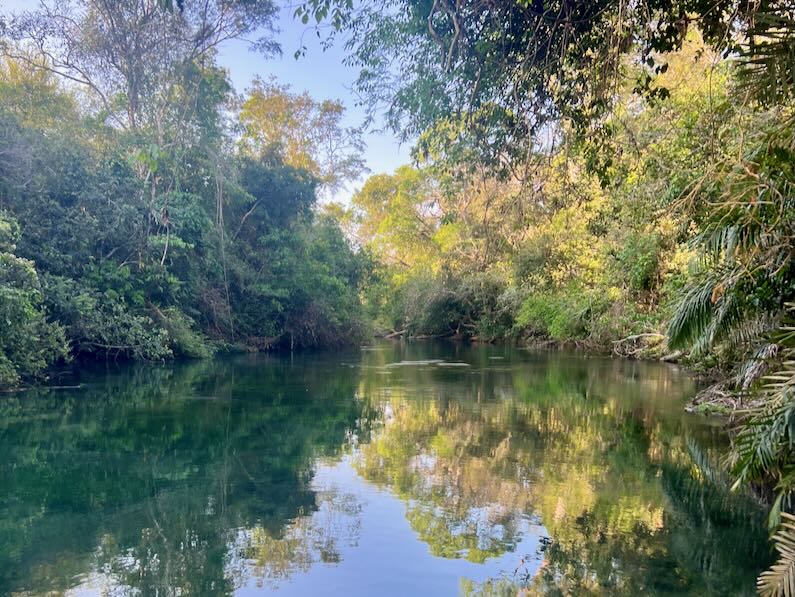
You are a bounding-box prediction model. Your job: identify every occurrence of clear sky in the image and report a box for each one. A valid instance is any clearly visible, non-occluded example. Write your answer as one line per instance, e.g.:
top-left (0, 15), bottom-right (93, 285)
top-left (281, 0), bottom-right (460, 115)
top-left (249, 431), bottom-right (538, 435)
top-left (1, 0), bottom-right (412, 201)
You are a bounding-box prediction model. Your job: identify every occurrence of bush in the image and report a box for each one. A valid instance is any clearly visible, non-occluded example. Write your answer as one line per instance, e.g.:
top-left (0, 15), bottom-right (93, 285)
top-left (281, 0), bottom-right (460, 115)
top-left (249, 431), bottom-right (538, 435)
top-left (152, 307), bottom-right (215, 359)
top-left (617, 232), bottom-right (662, 292)
top-left (515, 286), bottom-right (614, 343)
top-left (378, 271), bottom-right (516, 340)
top-left (516, 292), bottom-right (588, 341)
top-left (0, 216), bottom-right (68, 387)
top-left (396, 275), bottom-right (468, 336)
top-left (42, 275), bottom-right (171, 361)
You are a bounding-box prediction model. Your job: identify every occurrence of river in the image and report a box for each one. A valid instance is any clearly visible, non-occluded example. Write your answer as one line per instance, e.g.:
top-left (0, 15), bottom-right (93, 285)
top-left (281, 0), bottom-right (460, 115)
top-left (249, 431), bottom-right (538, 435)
top-left (0, 341), bottom-right (771, 595)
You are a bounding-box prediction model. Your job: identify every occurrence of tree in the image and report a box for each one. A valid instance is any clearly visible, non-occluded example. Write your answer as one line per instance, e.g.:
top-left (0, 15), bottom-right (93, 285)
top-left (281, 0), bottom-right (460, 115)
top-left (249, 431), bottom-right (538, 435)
top-left (239, 78), bottom-right (365, 194)
top-left (352, 166), bottom-right (440, 270)
top-left (296, 0), bottom-right (795, 180)
top-left (4, 0), bottom-right (278, 131)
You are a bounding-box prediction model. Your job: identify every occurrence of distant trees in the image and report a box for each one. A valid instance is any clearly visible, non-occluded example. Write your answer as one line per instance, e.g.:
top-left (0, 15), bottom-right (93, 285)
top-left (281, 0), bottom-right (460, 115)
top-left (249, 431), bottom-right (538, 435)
top-left (240, 78), bottom-right (366, 194)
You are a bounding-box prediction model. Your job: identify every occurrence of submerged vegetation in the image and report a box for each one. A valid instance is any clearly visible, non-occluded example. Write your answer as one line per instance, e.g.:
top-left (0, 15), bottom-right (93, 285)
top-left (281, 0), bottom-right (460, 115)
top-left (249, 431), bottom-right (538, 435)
top-left (2, 0), bottom-right (795, 592)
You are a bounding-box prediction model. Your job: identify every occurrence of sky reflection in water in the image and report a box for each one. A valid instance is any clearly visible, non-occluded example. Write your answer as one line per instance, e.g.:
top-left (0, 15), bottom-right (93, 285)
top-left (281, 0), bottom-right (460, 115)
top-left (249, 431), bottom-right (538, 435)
top-left (0, 342), bottom-right (771, 595)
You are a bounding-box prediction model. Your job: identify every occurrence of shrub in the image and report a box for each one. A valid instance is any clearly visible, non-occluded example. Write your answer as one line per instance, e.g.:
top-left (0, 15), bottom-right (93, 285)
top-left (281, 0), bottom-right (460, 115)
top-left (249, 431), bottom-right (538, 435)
top-left (617, 232), bottom-right (662, 292)
top-left (152, 307), bottom-right (215, 359)
top-left (42, 275), bottom-right (171, 361)
top-left (515, 286), bottom-right (614, 343)
top-left (0, 216), bottom-right (68, 387)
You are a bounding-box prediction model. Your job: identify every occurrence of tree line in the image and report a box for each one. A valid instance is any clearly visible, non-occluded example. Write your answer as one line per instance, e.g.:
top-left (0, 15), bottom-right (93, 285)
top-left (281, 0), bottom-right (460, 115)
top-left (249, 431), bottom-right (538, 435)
top-left (0, 0), bottom-right (372, 389)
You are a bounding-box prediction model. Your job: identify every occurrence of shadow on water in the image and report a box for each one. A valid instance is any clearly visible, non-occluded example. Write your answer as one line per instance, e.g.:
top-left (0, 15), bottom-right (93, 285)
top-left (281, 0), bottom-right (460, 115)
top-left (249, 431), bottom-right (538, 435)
top-left (0, 341), bottom-right (772, 595)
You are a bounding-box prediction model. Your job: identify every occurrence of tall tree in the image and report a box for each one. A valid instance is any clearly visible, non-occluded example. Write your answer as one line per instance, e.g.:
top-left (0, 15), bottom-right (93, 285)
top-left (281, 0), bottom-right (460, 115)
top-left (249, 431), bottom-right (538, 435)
top-left (4, 0), bottom-right (278, 131)
top-left (239, 78), bottom-right (366, 194)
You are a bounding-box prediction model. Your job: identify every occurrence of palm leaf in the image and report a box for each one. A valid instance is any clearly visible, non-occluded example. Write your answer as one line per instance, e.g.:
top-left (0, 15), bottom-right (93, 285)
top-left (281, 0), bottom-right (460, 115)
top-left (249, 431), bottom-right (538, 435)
top-left (760, 513), bottom-right (795, 597)
top-left (667, 276), bottom-right (717, 350)
top-left (734, 8), bottom-right (795, 106)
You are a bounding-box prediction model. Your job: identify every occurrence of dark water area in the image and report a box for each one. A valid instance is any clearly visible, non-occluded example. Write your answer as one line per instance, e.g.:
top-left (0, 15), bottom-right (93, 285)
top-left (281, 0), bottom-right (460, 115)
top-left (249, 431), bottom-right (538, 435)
top-left (0, 341), bottom-right (771, 595)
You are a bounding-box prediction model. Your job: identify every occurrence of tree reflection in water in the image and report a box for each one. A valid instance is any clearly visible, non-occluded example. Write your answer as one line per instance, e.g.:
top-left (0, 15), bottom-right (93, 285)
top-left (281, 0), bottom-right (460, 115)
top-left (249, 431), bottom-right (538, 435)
top-left (355, 343), bottom-right (770, 595)
top-left (0, 343), bottom-right (772, 596)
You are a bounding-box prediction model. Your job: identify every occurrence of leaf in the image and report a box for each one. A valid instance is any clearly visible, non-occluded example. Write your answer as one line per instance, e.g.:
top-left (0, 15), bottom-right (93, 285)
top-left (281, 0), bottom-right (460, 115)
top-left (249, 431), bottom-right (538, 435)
top-left (759, 513), bottom-right (795, 597)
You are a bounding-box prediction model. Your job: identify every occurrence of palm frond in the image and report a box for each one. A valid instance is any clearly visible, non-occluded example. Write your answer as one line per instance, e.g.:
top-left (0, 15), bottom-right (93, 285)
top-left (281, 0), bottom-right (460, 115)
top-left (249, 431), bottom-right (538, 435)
top-left (732, 314), bottom-right (795, 491)
top-left (728, 317), bottom-right (778, 353)
top-left (688, 436), bottom-right (729, 488)
top-left (667, 277), bottom-right (717, 350)
top-left (735, 342), bottom-right (780, 391)
top-left (738, 10), bottom-right (795, 106)
top-left (759, 513), bottom-right (795, 597)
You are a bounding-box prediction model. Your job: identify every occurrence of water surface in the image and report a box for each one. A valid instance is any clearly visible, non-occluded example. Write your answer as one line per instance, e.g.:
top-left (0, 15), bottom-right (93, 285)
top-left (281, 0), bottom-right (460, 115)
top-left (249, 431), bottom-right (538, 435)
top-left (0, 342), bottom-right (770, 595)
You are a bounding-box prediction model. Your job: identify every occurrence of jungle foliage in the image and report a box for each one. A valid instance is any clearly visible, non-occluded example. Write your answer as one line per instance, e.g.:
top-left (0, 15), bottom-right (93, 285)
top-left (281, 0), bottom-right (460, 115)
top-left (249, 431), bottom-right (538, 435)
top-left (349, 36), bottom-right (725, 352)
top-left (4, 0), bottom-right (795, 592)
top-left (298, 1), bottom-right (795, 593)
top-left (0, 0), bottom-right (370, 387)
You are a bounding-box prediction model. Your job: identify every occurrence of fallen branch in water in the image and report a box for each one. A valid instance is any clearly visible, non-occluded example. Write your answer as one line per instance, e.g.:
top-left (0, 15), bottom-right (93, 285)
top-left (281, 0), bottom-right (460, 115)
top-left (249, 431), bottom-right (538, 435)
top-left (384, 329), bottom-right (407, 339)
top-left (611, 333), bottom-right (665, 358)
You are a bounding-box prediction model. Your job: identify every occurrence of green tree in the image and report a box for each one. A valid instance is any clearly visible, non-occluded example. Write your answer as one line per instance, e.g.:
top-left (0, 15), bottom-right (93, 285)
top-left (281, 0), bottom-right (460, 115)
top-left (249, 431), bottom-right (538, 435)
top-left (240, 78), bottom-right (365, 194)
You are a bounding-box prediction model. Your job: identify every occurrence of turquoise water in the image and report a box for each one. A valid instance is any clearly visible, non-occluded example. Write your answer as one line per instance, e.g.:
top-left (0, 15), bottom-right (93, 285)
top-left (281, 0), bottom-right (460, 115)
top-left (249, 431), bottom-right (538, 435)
top-left (0, 342), bottom-right (770, 595)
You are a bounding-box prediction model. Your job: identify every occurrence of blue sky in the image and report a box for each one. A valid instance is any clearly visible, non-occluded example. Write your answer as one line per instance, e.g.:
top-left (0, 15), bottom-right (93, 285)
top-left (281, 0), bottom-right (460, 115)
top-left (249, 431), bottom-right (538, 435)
top-left (1, 0), bottom-right (411, 201)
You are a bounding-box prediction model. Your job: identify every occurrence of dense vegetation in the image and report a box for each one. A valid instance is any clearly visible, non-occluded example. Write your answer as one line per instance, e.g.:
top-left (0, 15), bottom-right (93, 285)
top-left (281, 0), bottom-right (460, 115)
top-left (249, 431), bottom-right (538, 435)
top-left (297, 1), bottom-right (795, 593)
top-left (3, 0), bottom-right (795, 592)
top-left (0, 0), bottom-right (370, 388)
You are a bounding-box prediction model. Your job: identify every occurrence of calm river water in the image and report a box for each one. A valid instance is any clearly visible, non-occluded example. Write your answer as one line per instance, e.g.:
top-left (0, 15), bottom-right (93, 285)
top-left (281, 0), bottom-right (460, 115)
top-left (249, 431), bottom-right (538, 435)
top-left (0, 341), bottom-right (771, 595)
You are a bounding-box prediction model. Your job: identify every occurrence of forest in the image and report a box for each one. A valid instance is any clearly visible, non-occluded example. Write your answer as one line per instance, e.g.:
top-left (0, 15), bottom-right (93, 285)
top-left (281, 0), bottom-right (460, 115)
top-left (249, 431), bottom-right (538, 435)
top-left (1, 0), bottom-right (795, 594)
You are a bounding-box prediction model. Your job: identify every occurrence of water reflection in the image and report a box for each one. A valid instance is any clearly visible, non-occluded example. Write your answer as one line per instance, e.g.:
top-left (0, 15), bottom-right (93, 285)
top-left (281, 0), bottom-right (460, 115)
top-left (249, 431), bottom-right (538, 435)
top-left (0, 343), bottom-right (771, 595)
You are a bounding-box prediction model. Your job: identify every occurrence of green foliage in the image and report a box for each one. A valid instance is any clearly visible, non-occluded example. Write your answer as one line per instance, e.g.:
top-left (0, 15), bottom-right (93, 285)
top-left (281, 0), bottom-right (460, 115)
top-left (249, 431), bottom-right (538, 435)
top-left (667, 277), bottom-right (718, 352)
top-left (389, 275), bottom-right (466, 336)
top-left (297, 0), bottom-right (775, 182)
top-left (378, 272), bottom-right (515, 340)
top-left (760, 512), bottom-right (795, 597)
top-left (668, 112), bottom-right (795, 364)
top-left (0, 214), bottom-right (68, 387)
top-left (154, 307), bottom-right (214, 359)
top-left (619, 232), bottom-right (662, 292)
top-left (516, 288), bottom-right (597, 343)
top-left (0, 27), bottom-right (370, 384)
